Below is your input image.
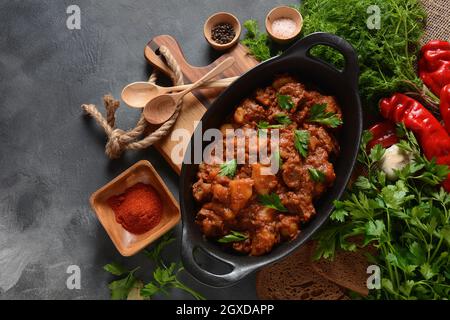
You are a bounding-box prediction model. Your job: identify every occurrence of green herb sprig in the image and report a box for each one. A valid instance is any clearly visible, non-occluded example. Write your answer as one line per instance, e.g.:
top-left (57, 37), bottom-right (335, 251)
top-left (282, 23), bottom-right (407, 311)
top-left (104, 233), bottom-right (205, 300)
top-left (309, 168), bottom-right (326, 182)
top-left (219, 159), bottom-right (237, 178)
top-left (218, 231), bottom-right (248, 243)
top-left (259, 193), bottom-right (288, 212)
top-left (314, 125), bottom-right (450, 300)
top-left (307, 103), bottom-right (343, 128)
top-left (294, 129), bottom-right (310, 158)
top-left (277, 94), bottom-right (295, 111)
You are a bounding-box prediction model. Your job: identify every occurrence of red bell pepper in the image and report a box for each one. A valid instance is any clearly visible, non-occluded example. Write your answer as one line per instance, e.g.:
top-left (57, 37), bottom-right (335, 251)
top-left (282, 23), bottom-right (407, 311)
top-left (367, 121), bottom-right (398, 151)
top-left (380, 93), bottom-right (450, 191)
top-left (440, 84), bottom-right (450, 135)
top-left (418, 40), bottom-right (450, 98)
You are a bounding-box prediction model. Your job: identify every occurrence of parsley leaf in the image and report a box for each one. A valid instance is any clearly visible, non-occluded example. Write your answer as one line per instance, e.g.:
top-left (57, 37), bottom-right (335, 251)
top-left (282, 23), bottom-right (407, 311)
top-left (219, 159), bottom-right (237, 177)
top-left (259, 193), bottom-right (288, 212)
top-left (309, 168), bottom-right (326, 182)
top-left (277, 94), bottom-right (295, 110)
top-left (103, 262), bottom-right (128, 276)
top-left (274, 113), bottom-right (292, 125)
top-left (107, 269), bottom-right (139, 300)
top-left (307, 103), bottom-right (343, 128)
top-left (294, 129), bottom-right (310, 158)
top-left (257, 121), bottom-right (283, 129)
top-left (218, 231), bottom-right (248, 243)
top-left (104, 234), bottom-right (204, 300)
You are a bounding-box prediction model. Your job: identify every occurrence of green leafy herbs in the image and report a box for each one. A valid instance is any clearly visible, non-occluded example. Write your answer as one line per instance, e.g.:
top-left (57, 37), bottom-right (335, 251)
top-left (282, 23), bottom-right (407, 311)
top-left (294, 129), bottom-right (310, 158)
top-left (257, 121), bottom-right (283, 129)
top-left (309, 168), bottom-right (326, 182)
top-left (274, 113), bottom-right (292, 125)
top-left (314, 126), bottom-right (450, 300)
top-left (257, 114), bottom-right (292, 130)
top-left (307, 103), bottom-right (343, 128)
top-left (242, 0), bottom-right (427, 109)
top-left (106, 266), bottom-right (140, 300)
top-left (140, 262), bottom-right (204, 300)
top-left (259, 193), bottom-right (288, 212)
top-left (277, 94), bottom-right (295, 111)
top-left (104, 233), bottom-right (205, 300)
top-left (219, 159), bottom-right (237, 178)
top-left (218, 231), bottom-right (248, 243)
top-left (241, 20), bottom-right (272, 61)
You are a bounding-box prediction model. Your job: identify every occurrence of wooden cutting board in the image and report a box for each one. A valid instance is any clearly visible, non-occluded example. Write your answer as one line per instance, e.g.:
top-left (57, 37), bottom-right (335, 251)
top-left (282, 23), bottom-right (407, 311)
top-left (144, 35), bottom-right (259, 174)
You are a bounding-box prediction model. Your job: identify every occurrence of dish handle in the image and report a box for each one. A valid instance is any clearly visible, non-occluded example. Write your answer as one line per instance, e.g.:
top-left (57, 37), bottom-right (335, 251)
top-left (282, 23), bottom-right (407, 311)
top-left (181, 232), bottom-right (262, 287)
top-left (283, 32), bottom-right (359, 88)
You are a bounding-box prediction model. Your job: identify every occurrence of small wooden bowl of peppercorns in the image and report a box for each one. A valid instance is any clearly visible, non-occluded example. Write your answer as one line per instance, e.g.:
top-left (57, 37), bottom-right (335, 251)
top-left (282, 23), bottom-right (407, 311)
top-left (204, 12), bottom-right (241, 51)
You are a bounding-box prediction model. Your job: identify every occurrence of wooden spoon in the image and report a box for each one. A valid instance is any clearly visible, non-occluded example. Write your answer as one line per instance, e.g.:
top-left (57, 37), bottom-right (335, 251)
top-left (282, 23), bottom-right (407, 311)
top-left (122, 76), bottom-right (238, 109)
top-left (143, 57), bottom-right (235, 125)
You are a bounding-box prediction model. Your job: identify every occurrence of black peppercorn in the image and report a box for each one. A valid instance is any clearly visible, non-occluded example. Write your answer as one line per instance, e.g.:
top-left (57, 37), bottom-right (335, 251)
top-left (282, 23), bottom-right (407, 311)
top-left (211, 23), bottom-right (236, 45)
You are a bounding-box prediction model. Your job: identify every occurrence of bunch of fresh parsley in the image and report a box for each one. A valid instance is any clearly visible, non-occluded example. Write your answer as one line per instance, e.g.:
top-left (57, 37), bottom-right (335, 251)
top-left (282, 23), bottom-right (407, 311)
top-left (241, 0), bottom-right (427, 109)
top-left (103, 233), bottom-right (205, 300)
top-left (314, 126), bottom-right (450, 299)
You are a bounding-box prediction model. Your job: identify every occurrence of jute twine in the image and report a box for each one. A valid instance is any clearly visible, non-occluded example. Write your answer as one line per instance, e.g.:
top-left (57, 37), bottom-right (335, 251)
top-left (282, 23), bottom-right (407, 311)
top-left (421, 0), bottom-right (450, 44)
top-left (81, 46), bottom-right (183, 159)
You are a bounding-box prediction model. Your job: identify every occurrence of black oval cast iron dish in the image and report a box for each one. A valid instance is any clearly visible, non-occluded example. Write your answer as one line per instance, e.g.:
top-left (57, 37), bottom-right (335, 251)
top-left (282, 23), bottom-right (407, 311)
top-left (180, 32), bottom-right (363, 287)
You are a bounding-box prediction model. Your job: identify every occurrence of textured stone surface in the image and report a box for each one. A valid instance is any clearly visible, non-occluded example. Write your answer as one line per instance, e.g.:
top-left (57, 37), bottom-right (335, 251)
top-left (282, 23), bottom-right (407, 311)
top-left (0, 0), bottom-right (285, 300)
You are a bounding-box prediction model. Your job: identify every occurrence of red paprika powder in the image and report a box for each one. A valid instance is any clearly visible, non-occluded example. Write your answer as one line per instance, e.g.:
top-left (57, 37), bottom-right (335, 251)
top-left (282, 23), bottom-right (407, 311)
top-left (107, 183), bottom-right (162, 234)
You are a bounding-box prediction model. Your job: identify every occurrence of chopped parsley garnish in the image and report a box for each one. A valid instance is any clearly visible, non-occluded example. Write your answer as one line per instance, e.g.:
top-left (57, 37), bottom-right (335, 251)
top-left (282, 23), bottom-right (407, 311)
top-left (257, 121), bottom-right (283, 129)
top-left (274, 113), bottom-right (292, 125)
top-left (219, 159), bottom-right (237, 178)
top-left (309, 168), bottom-right (326, 182)
top-left (307, 103), bottom-right (343, 128)
top-left (218, 231), bottom-right (248, 243)
top-left (277, 94), bottom-right (295, 111)
top-left (259, 193), bottom-right (288, 212)
top-left (294, 129), bottom-right (310, 158)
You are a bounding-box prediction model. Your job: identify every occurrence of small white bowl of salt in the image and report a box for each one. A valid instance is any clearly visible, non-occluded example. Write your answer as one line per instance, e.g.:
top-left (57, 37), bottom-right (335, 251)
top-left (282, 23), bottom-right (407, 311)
top-left (265, 6), bottom-right (303, 44)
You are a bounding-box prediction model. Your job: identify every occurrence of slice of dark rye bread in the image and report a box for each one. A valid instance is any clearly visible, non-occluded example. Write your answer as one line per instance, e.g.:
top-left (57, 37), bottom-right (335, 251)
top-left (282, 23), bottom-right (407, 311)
top-left (310, 241), bottom-right (372, 297)
top-left (256, 242), bottom-right (349, 300)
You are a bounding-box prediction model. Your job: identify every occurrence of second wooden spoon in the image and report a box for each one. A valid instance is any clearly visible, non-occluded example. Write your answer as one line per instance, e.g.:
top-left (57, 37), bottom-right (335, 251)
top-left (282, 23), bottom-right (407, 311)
top-left (143, 57), bottom-right (235, 125)
top-left (122, 77), bottom-right (238, 109)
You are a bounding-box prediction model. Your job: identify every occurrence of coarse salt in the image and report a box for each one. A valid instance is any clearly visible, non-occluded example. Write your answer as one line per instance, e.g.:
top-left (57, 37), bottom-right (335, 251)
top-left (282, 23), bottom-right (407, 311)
top-left (271, 18), bottom-right (297, 39)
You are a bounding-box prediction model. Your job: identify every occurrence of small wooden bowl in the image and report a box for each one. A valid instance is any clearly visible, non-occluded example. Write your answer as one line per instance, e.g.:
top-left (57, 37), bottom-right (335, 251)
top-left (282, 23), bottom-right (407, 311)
top-left (90, 160), bottom-right (180, 256)
top-left (204, 12), bottom-right (241, 51)
top-left (265, 6), bottom-right (303, 44)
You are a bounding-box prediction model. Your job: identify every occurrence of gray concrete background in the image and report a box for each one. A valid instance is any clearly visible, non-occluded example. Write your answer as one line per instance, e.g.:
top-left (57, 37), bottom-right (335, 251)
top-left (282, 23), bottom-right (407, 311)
top-left (0, 0), bottom-right (287, 299)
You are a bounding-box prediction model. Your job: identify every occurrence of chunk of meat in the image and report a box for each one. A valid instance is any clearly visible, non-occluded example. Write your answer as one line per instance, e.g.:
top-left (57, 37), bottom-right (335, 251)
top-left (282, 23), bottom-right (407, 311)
top-left (272, 75), bottom-right (298, 90)
top-left (279, 191), bottom-right (315, 220)
top-left (254, 206), bottom-right (276, 225)
top-left (229, 178), bottom-right (254, 213)
top-left (232, 237), bottom-right (252, 254)
top-left (192, 179), bottom-right (212, 203)
top-left (277, 215), bottom-right (300, 240)
top-left (305, 123), bottom-right (339, 154)
top-left (255, 87), bottom-right (277, 107)
top-left (281, 158), bottom-right (308, 189)
top-left (204, 202), bottom-right (235, 221)
top-left (233, 99), bottom-right (265, 124)
top-left (251, 225), bottom-right (279, 256)
top-left (212, 183), bottom-right (230, 204)
top-left (252, 163), bottom-right (277, 195)
top-left (196, 208), bottom-right (225, 238)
